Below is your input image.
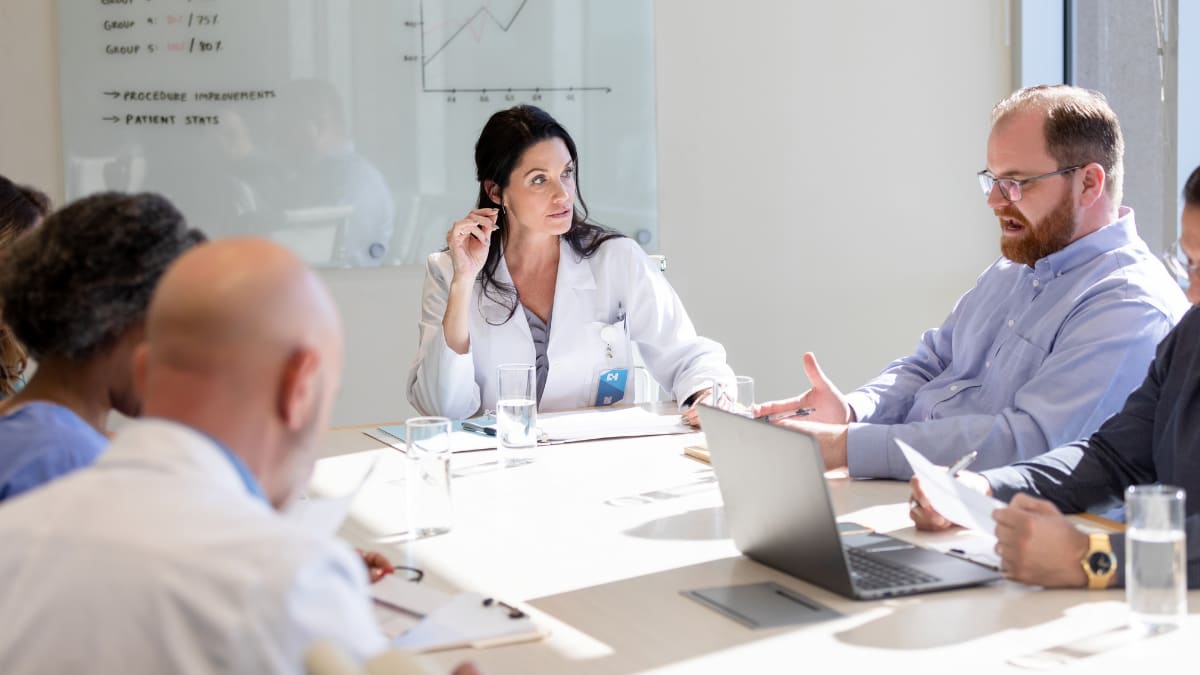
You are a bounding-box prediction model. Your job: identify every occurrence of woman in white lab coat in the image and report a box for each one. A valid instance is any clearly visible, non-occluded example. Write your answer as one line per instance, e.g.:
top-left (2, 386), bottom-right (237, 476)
top-left (406, 105), bottom-right (733, 420)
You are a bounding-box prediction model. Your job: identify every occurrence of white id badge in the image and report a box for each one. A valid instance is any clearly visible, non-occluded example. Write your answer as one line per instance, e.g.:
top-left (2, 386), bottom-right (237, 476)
top-left (593, 311), bottom-right (632, 406)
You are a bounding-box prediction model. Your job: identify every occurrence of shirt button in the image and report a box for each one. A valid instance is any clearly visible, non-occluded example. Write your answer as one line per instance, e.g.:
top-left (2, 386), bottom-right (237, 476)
top-left (1008, 319), bottom-right (1014, 327)
top-left (950, 384), bottom-right (959, 392)
top-left (1032, 279), bottom-right (1040, 287)
top-left (985, 361), bottom-right (991, 368)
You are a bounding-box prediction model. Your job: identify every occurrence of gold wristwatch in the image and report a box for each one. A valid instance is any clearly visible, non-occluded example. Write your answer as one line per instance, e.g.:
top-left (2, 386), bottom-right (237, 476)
top-left (1081, 532), bottom-right (1117, 589)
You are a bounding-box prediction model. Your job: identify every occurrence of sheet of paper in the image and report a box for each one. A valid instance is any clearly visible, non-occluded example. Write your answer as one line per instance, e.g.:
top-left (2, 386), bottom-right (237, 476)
top-left (537, 406), bottom-right (691, 443)
top-left (896, 439), bottom-right (1005, 535)
top-left (372, 575), bottom-right (454, 619)
top-left (283, 453), bottom-right (379, 535)
top-left (371, 576), bottom-right (454, 640)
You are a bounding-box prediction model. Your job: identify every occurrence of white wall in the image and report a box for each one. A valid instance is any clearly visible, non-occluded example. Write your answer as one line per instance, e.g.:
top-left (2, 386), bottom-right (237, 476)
top-left (655, 0), bottom-right (1010, 404)
top-left (1, 1), bottom-right (1011, 425)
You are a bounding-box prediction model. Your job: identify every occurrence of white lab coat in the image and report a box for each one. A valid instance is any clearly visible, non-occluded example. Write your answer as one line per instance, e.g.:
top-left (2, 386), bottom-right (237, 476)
top-left (407, 236), bottom-right (733, 418)
top-left (0, 419), bottom-right (386, 675)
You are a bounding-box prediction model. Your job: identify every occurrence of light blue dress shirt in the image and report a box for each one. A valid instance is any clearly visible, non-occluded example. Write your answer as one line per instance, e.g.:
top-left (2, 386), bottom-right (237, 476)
top-left (845, 208), bottom-right (1189, 479)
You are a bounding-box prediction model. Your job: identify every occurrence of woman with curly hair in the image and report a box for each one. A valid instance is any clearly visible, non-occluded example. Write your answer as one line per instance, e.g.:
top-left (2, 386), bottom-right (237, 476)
top-left (0, 192), bottom-right (204, 500)
top-left (0, 175), bottom-right (51, 398)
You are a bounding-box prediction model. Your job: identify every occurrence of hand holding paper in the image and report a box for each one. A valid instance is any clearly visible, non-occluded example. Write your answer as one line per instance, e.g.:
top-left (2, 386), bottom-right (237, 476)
top-left (896, 440), bottom-right (1005, 536)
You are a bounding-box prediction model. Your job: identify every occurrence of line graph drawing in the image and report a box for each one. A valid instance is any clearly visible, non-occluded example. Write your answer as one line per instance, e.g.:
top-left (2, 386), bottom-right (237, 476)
top-left (412, 0), bottom-right (612, 94)
top-left (422, 0), bottom-right (527, 66)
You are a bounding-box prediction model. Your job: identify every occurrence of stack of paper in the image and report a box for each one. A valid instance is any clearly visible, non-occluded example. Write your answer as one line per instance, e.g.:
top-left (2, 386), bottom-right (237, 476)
top-left (537, 406), bottom-right (691, 443)
top-left (365, 407), bottom-right (692, 454)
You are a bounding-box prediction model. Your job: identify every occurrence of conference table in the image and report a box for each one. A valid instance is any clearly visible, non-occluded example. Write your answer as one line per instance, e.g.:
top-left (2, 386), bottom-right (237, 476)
top-left (315, 422), bottom-right (1197, 674)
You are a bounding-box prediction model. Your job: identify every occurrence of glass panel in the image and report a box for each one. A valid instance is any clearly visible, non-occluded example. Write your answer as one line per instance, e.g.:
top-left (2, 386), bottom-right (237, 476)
top-left (58, 0), bottom-right (658, 268)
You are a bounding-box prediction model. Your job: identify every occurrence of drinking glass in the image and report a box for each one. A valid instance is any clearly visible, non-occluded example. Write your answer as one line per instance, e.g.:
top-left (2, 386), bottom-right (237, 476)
top-left (497, 364), bottom-right (538, 467)
top-left (1126, 484), bottom-right (1187, 634)
top-left (712, 375), bottom-right (755, 416)
top-left (404, 416), bottom-right (452, 538)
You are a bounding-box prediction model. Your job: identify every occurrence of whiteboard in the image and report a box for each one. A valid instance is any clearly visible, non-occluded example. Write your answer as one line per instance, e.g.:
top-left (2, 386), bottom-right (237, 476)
top-left (58, 0), bottom-right (657, 267)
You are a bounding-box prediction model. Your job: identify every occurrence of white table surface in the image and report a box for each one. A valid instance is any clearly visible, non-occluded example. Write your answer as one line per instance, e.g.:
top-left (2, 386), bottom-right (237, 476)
top-left (314, 425), bottom-right (1198, 674)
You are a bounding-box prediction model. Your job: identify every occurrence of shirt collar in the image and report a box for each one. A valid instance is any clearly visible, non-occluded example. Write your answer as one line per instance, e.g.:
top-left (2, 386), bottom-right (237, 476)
top-left (1033, 206), bottom-right (1137, 279)
top-left (196, 429), bottom-right (268, 503)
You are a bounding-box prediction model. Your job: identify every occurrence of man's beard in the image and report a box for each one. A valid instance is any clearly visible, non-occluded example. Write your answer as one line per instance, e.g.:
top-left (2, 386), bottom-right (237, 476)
top-left (999, 194), bottom-right (1076, 266)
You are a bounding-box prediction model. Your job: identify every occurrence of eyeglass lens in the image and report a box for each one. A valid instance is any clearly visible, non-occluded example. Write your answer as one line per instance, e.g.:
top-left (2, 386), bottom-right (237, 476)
top-left (978, 174), bottom-right (1020, 201)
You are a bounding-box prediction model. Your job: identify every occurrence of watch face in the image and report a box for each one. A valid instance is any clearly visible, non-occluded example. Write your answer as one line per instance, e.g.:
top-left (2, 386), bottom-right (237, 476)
top-left (1088, 551), bottom-right (1114, 575)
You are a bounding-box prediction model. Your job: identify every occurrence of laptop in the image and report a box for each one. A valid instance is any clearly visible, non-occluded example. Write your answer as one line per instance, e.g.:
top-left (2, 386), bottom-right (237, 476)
top-left (697, 405), bottom-right (1001, 600)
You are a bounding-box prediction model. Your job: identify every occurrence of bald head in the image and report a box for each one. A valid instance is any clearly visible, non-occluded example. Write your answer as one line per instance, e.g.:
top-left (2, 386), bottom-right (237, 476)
top-left (138, 238), bottom-right (343, 508)
top-left (147, 238), bottom-right (340, 370)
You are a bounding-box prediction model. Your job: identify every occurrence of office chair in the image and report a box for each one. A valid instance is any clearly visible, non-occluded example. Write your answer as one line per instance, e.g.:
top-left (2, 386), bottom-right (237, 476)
top-left (272, 205), bottom-right (355, 266)
top-left (630, 254), bottom-right (669, 404)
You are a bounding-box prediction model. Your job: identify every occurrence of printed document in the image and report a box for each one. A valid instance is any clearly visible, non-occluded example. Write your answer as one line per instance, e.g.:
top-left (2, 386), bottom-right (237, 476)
top-left (896, 439), bottom-right (1005, 536)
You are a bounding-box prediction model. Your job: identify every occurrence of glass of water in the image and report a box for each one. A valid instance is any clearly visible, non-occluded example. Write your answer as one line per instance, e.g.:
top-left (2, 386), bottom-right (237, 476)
top-left (497, 363), bottom-right (538, 468)
top-left (404, 416), bottom-right (452, 538)
top-left (1125, 484), bottom-right (1187, 634)
top-left (712, 375), bottom-right (755, 416)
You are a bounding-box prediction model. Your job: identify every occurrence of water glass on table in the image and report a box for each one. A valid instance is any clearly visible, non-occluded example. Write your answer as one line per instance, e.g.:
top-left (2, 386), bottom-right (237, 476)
top-left (1126, 484), bottom-right (1187, 634)
top-left (497, 363), bottom-right (538, 468)
top-left (712, 375), bottom-right (755, 417)
top-left (404, 416), bottom-right (453, 538)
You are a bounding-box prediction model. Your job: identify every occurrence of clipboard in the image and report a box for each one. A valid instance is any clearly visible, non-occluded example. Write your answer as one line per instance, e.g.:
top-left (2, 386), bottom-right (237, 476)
top-left (371, 576), bottom-right (545, 652)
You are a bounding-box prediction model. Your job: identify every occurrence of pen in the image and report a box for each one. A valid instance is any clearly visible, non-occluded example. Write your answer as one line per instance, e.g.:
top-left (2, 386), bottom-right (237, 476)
top-left (765, 407), bottom-right (815, 423)
top-left (906, 453), bottom-right (976, 512)
top-left (946, 450), bottom-right (978, 476)
top-left (461, 421), bottom-right (496, 437)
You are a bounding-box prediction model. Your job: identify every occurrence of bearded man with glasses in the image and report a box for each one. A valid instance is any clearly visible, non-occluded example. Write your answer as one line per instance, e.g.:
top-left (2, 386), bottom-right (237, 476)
top-left (757, 85), bottom-right (1189, 480)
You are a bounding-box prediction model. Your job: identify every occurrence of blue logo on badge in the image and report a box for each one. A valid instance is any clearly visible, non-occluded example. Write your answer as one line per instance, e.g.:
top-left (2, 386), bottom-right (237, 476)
top-left (595, 368), bottom-right (628, 406)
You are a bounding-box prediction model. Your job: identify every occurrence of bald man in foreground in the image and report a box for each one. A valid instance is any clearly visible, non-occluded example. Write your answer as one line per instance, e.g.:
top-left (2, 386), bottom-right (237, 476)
top-left (0, 239), bottom-right (474, 674)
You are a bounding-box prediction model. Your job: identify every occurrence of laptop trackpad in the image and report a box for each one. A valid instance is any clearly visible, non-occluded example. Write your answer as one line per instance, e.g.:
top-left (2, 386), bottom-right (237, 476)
top-left (866, 539), bottom-right (991, 575)
top-left (847, 535), bottom-right (971, 573)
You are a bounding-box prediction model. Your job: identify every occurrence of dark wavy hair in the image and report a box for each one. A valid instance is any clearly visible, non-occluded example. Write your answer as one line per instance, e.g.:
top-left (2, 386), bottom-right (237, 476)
top-left (0, 175), bottom-right (52, 396)
top-left (1186, 164), bottom-right (1200, 208)
top-left (473, 105), bottom-right (624, 324)
top-left (0, 192), bottom-right (205, 363)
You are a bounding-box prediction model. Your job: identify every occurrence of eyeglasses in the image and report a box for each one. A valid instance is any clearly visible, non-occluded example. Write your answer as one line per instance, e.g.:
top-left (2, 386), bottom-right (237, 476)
top-left (1162, 240), bottom-right (1200, 286)
top-left (977, 165), bottom-right (1082, 202)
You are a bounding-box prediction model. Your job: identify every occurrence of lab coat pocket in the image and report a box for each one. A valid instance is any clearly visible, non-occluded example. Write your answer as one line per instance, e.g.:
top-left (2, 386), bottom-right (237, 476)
top-left (588, 318), bottom-right (633, 406)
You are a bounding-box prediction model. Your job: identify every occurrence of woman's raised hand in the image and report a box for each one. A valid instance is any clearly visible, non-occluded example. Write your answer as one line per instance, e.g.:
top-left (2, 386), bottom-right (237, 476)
top-left (446, 208), bottom-right (500, 281)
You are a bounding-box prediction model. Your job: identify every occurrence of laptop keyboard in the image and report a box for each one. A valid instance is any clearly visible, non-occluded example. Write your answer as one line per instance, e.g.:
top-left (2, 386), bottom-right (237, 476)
top-left (846, 548), bottom-right (940, 590)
